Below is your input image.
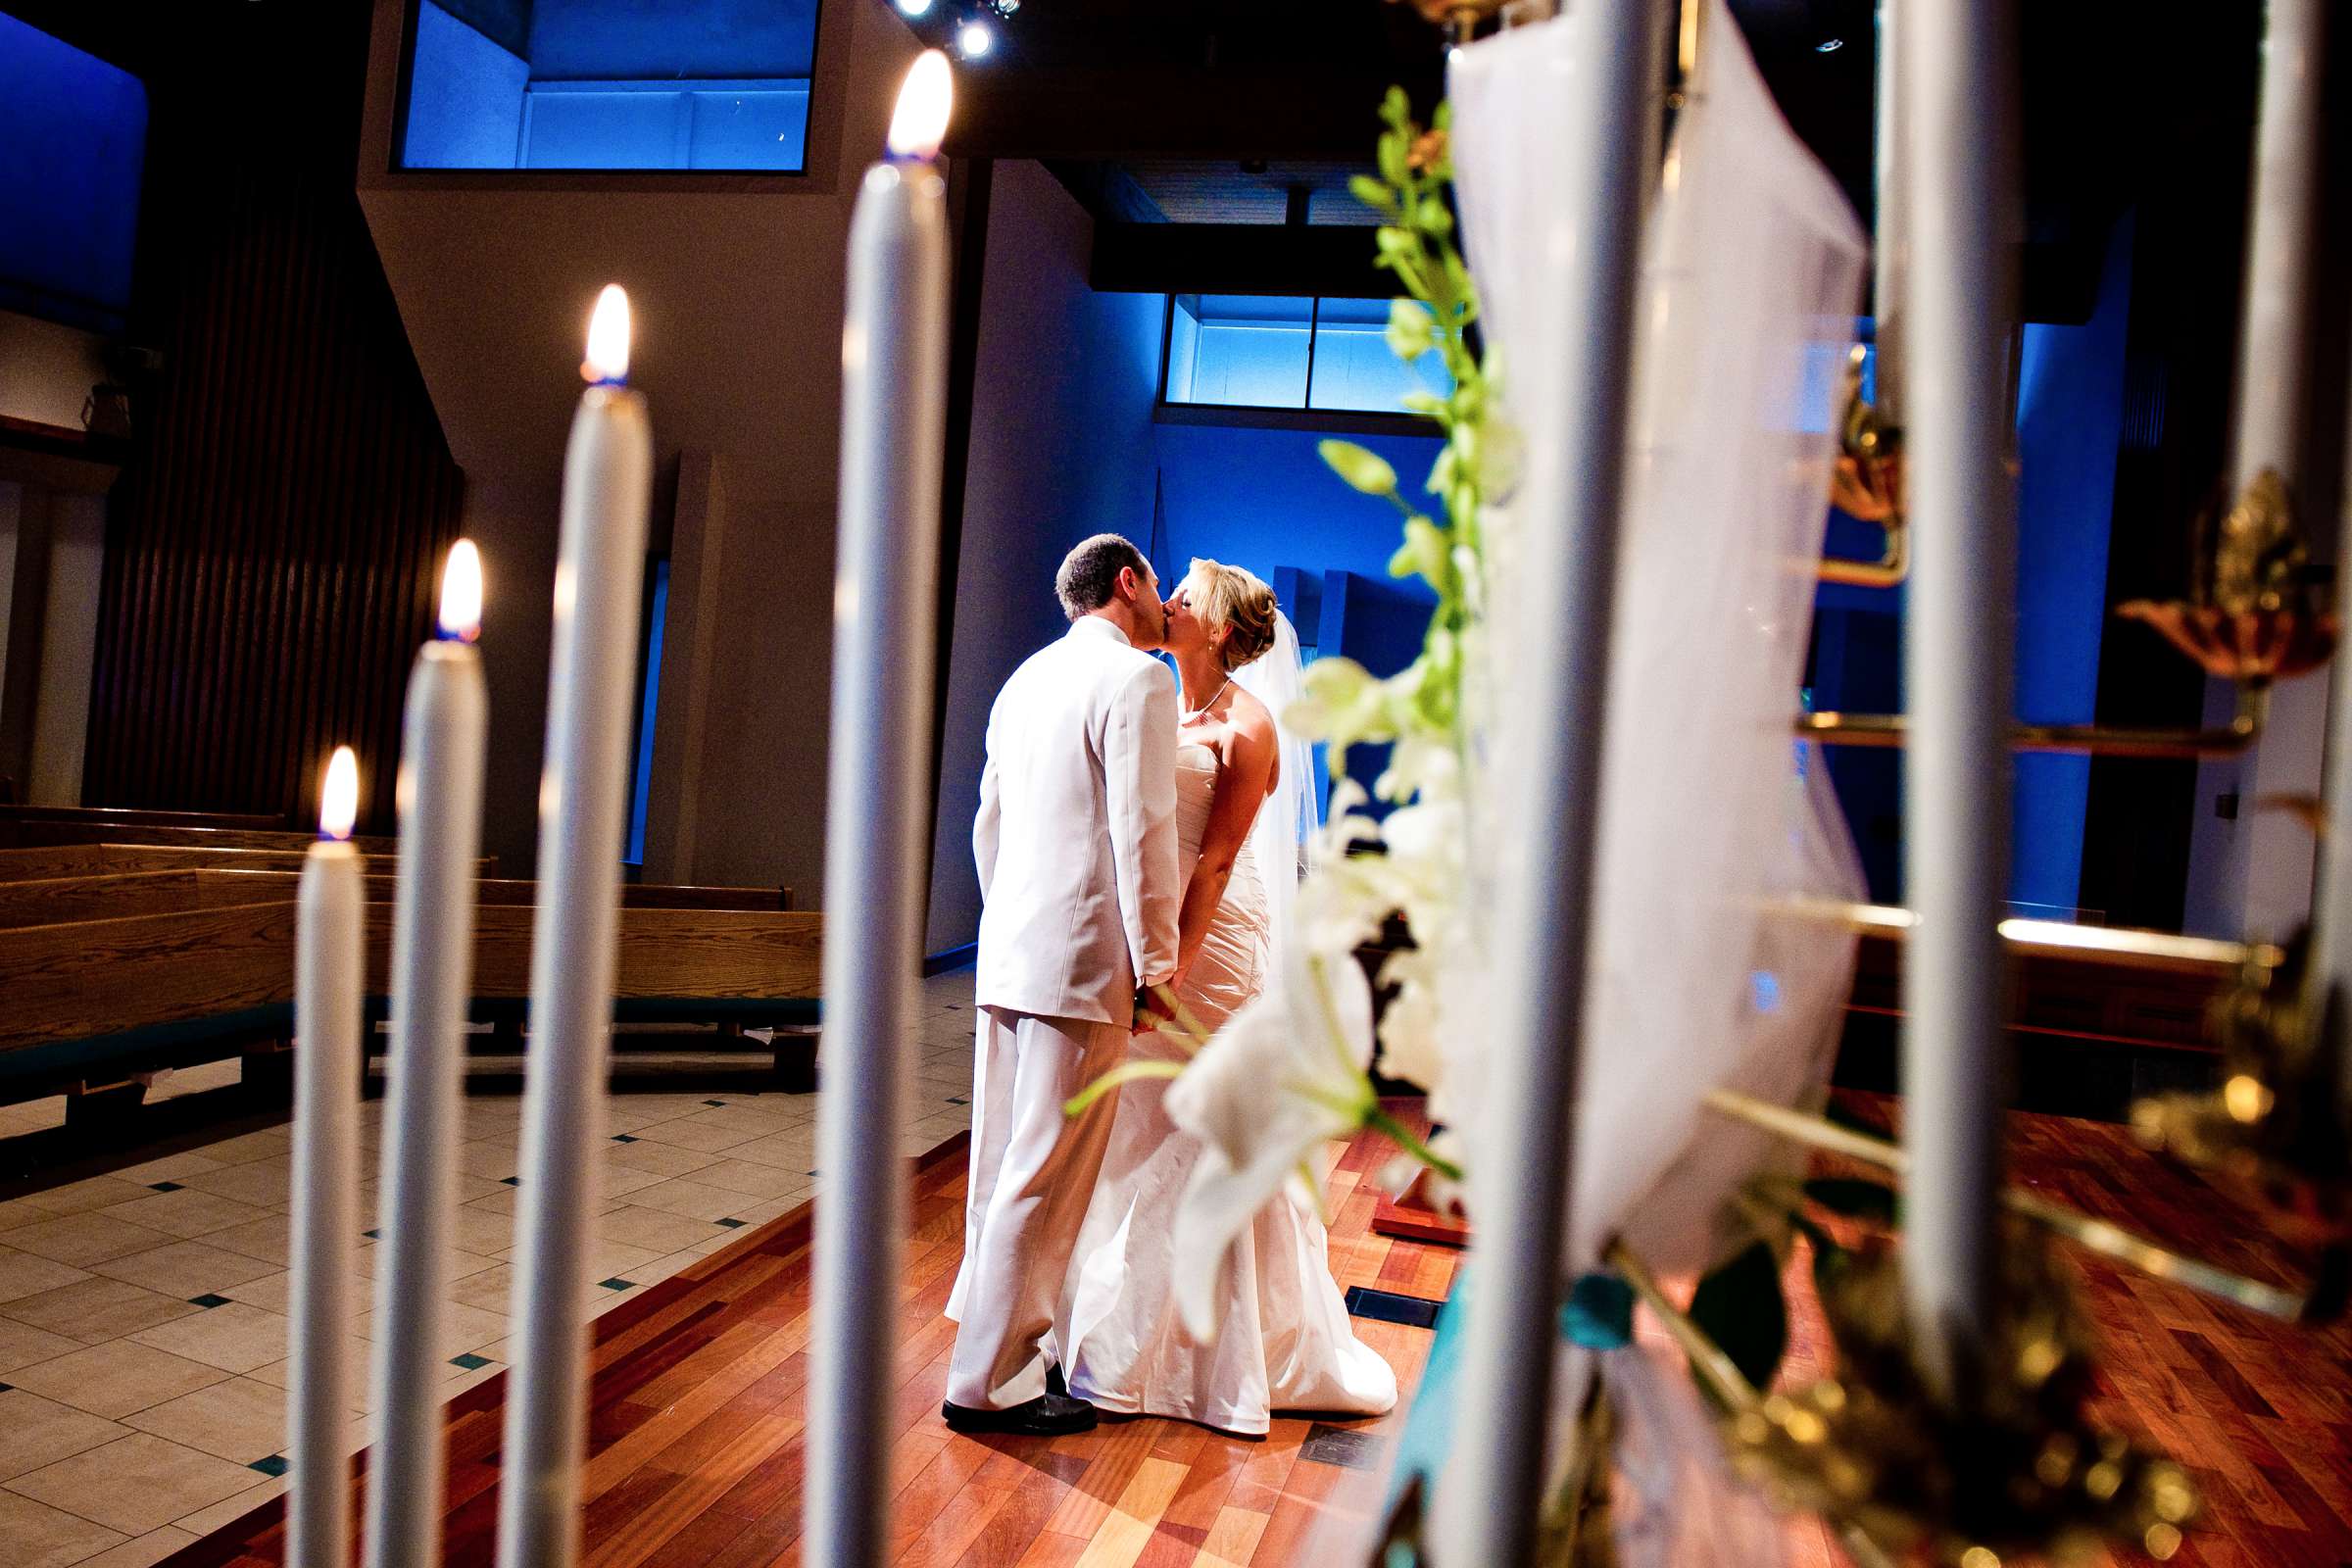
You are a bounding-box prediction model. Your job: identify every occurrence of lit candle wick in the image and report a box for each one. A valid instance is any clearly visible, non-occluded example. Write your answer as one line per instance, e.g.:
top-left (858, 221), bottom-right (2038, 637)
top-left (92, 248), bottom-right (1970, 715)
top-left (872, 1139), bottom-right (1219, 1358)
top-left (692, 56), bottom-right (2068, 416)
top-left (582, 283), bottom-right (632, 386)
top-left (319, 746), bottom-right (360, 842)
top-left (886, 50), bottom-right (955, 163)
top-left (438, 539), bottom-right (484, 642)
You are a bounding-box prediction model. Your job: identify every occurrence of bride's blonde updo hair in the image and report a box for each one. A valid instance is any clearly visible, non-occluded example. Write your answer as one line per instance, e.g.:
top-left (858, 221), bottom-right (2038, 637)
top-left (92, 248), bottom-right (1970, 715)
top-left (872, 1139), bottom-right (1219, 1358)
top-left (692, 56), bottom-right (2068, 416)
top-left (1186, 558), bottom-right (1280, 672)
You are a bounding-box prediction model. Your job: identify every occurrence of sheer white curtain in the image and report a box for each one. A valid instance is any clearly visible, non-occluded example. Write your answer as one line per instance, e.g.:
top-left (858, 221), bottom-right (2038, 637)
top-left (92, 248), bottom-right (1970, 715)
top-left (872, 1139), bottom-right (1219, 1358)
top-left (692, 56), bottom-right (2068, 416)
top-left (1233, 610), bottom-right (1318, 980)
top-left (1441, 0), bottom-right (1870, 1559)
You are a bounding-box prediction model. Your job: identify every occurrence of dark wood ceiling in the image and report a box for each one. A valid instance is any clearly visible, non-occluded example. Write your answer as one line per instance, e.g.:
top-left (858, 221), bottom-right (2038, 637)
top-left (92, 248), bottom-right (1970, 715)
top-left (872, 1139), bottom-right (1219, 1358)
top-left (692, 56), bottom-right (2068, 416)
top-left (9, 0), bottom-right (2264, 319)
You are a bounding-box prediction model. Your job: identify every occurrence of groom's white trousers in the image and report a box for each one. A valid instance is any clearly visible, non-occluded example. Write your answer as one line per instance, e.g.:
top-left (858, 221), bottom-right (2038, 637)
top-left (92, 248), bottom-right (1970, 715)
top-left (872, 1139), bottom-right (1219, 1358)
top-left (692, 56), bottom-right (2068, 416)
top-left (944, 1005), bottom-right (1125, 1410)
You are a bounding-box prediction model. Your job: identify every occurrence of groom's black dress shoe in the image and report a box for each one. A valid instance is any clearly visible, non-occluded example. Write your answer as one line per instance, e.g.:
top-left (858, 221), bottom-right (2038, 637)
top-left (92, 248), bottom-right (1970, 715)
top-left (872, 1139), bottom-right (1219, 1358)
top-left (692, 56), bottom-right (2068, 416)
top-left (941, 1392), bottom-right (1098, 1437)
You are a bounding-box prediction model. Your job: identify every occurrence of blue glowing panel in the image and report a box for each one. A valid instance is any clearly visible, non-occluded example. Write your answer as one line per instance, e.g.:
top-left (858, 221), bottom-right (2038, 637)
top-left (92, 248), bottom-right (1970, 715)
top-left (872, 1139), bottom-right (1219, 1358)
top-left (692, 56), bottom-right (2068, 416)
top-left (404, 1), bottom-right (529, 170)
top-left (1307, 298), bottom-right (1453, 415)
top-left (526, 0), bottom-right (822, 80)
top-left (625, 558), bottom-right (669, 867)
top-left (1167, 295), bottom-right (1312, 408)
top-left (521, 84), bottom-right (688, 168)
top-left (686, 86), bottom-right (811, 171)
top-left (0, 14), bottom-right (146, 332)
top-left (401, 0), bottom-right (818, 171)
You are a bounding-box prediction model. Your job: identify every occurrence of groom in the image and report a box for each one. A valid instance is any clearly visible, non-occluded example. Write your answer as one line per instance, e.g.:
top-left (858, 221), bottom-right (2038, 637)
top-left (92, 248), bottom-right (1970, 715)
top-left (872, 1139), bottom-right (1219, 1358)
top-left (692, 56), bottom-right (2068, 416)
top-left (943, 533), bottom-right (1183, 1436)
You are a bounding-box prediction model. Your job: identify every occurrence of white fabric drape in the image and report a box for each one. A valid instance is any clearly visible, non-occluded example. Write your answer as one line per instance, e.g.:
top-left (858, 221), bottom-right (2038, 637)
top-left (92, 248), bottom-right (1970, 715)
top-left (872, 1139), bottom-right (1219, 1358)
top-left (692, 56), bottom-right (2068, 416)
top-left (1441, 0), bottom-right (1870, 1561)
top-left (1232, 610), bottom-right (1318, 983)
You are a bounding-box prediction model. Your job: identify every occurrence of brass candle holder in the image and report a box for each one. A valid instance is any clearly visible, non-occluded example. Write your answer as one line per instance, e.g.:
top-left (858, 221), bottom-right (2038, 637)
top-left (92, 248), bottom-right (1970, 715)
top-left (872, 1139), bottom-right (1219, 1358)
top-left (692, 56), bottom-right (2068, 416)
top-left (1725, 1226), bottom-right (2198, 1567)
top-left (2131, 928), bottom-right (2352, 1303)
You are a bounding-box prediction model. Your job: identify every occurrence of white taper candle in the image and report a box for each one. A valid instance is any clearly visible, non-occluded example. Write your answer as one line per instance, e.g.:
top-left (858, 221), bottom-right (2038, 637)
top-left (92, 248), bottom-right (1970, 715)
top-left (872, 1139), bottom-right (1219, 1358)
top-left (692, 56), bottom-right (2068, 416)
top-left (2230, 0), bottom-right (2326, 496)
top-left (365, 542), bottom-right (489, 1568)
top-left (1899, 0), bottom-right (2019, 1396)
top-left (290, 746), bottom-right (364, 1568)
top-left (497, 285), bottom-right (653, 1568)
top-left (1435, 3), bottom-right (1657, 1562)
top-left (803, 50), bottom-right (954, 1568)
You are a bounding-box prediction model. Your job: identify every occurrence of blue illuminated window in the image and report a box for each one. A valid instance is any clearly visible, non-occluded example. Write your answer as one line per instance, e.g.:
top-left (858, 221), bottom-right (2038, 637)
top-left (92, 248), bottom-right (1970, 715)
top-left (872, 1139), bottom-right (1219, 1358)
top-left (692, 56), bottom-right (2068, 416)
top-left (623, 556), bottom-right (668, 868)
top-left (1161, 294), bottom-right (1454, 416)
top-left (0, 15), bottom-right (147, 333)
top-left (400, 0), bottom-right (819, 172)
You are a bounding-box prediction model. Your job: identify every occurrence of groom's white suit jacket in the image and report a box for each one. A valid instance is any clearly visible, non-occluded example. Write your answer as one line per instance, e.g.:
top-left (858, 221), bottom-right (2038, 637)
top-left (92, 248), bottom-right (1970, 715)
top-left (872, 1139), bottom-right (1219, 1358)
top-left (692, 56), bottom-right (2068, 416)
top-left (973, 616), bottom-right (1183, 1025)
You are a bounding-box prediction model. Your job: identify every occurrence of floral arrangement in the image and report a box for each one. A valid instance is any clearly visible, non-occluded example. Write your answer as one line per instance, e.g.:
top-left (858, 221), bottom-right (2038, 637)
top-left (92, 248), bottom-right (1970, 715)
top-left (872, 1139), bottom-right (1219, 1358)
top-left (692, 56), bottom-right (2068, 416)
top-left (1107, 90), bottom-right (1504, 1342)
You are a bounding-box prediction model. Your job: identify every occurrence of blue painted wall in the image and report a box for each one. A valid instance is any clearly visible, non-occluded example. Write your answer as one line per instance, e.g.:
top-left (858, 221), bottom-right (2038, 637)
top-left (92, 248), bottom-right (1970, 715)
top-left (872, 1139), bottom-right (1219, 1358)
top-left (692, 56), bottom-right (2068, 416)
top-left (1148, 422), bottom-right (1446, 616)
top-left (2010, 218), bottom-right (2132, 916)
top-left (0, 13), bottom-right (147, 332)
top-left (402, 0), bottom-right (813, 171)
top-left (525, 0), bottom-right (822, 80)
top-left (405, 1), bottom-right (529, 170)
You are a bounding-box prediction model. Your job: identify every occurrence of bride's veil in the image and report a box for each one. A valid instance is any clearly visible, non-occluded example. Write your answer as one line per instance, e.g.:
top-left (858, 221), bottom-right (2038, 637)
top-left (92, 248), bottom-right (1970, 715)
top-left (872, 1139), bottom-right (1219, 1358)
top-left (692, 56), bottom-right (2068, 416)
top-left (1232, 609), bottom-right (1318, 980)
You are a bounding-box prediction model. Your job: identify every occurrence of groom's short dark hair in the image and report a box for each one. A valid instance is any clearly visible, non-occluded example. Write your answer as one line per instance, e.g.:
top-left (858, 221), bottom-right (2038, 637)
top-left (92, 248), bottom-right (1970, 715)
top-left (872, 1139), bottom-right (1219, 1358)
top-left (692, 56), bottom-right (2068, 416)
top-left (1055, 534), bottom-right (1150, 621)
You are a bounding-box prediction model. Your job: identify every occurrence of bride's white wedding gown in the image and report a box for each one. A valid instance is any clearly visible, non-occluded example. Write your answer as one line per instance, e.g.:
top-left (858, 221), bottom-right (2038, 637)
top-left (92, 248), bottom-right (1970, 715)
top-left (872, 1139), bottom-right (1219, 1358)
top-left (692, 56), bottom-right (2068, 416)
top-left (1058, 741), bottom-right (1397, 1435)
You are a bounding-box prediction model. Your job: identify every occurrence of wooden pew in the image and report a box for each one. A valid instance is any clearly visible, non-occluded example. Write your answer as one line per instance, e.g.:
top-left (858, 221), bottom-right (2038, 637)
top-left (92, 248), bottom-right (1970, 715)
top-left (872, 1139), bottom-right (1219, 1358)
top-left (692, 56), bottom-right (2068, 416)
top-left (0, 889), bottom-right (823, 1120)
top-left (0, 804), bottom-right (286, 832)
top-left (0, 870), bottom-right (792, 931)
top-left (0, 844), bottom-right (483, 883)
top-left (0, 818), bottom-right (397, 854)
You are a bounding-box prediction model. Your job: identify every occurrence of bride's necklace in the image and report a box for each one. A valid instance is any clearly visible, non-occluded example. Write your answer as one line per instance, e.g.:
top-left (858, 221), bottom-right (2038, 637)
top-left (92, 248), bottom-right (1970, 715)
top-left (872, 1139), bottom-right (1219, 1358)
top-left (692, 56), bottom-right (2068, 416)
top-left (1182, 674), bottom-right (1232, 721)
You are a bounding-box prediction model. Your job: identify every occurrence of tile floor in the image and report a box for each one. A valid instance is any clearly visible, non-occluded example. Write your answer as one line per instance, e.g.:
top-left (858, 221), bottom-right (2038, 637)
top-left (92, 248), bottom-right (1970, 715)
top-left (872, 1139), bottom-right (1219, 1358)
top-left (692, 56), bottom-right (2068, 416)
top-left (0, 969), bottom-right (982, 1568)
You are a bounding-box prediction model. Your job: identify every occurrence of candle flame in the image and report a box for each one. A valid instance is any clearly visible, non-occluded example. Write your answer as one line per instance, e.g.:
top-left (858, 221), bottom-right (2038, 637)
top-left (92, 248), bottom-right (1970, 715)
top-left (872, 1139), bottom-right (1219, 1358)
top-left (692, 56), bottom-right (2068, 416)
top-left (583, 284), bottom-right (632, 384)
top-left (887, 50), bottom-right (954, 161)
top-left (319, 746), bottom-right (360, 841)
top-left (438, 539), bottom-right (483, 642)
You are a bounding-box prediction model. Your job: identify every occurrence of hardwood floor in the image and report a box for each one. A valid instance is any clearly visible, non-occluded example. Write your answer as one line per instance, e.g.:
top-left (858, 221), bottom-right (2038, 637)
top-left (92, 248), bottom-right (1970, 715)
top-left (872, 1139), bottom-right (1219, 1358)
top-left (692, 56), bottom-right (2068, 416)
top-left (159, 1111), bottom-right (1449, 1568)
top-left (159, 1096), bottom-right (2349, 1568)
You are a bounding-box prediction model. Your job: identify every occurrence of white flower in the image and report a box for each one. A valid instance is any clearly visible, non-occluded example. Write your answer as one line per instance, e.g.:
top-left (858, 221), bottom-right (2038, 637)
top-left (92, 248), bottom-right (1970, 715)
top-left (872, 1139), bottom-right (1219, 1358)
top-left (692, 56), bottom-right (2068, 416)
top-left (1164, 949), bottom-right (1378, 1343)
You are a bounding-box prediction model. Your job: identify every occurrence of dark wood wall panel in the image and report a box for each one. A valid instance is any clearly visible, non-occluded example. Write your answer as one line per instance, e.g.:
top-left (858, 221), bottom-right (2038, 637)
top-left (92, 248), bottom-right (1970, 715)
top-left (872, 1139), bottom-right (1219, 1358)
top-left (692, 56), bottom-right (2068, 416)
top-left (78, 3), bottom-right (462, 837)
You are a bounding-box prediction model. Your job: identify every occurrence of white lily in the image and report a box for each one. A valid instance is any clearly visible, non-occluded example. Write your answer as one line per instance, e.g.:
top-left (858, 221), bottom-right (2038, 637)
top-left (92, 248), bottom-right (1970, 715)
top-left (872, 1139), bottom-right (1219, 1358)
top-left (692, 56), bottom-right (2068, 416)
top-left (1163, 947), bottom-right (1379, 1344)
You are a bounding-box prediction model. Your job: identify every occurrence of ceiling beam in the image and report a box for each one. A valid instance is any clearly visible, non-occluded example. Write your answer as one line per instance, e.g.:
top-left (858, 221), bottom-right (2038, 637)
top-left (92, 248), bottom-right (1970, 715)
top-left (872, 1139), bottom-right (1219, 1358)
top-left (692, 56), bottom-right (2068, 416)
top-left (1091, 222), bottom-right (1388, 298)
top-left (945, 68), bottom-right (1439, 163)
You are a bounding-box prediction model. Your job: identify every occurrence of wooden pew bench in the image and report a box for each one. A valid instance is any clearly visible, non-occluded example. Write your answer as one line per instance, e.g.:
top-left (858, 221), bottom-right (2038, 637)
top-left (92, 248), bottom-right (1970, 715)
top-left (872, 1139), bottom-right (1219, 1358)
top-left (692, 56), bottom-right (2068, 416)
top-left (0, 844), bottom-right (465, 884)
top-left (0, 819), bottom-right (398, 855)
top-left (0, 879), bottom-right (820, 1126)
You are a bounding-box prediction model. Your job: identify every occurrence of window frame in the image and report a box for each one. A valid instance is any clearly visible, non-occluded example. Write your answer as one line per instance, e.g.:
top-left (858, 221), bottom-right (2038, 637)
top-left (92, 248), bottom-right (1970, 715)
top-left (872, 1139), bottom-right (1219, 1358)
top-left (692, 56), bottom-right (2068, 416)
top-left (1152, 291), bottom-right (1446, 437)
top-left (363, 0), bottom-right (851, 197)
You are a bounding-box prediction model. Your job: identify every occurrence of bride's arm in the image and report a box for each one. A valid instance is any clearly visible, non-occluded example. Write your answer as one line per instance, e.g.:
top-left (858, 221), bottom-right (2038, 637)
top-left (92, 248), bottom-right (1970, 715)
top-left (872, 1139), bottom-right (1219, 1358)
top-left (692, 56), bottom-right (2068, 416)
top-left (1170, 713), bottom-right (1278, 985)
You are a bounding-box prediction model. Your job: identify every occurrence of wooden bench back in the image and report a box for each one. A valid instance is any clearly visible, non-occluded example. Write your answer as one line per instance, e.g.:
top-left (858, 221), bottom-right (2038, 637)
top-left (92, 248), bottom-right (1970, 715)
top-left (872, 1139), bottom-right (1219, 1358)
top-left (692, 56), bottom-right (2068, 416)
top-left (0, 805), bottom-right (286, 832)
top-left (0, 820), bottom-right (396, 855)
top-left (0, 901), bottom-right (823, 1054)
top-left (0, 869), bottom-right (790, 931)
top-left (0, 844), bottom-right (471, 884)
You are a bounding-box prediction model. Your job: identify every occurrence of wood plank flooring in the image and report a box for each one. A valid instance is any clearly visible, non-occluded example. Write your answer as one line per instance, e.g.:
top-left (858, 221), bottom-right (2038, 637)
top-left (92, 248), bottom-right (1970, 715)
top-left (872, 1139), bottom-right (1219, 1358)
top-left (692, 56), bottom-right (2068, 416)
top-left (160, 1095), bottom-right (2349, 1568)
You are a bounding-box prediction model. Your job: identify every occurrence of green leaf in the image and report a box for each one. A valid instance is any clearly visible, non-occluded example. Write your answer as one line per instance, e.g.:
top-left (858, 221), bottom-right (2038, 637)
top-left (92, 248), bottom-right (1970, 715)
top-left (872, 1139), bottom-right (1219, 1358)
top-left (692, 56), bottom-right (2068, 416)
top-left (1416, 198), bottom-right (1454, 236)
top-left (1399, 390), bottom-right (1446, 418)
top-left (1382, 85), bottom-right (1411, 128)
top-left (1386, 299), bottom-right (1435, 362)
top-left (1803, 1176), bottom-right (1900, 1225)
top-left (1062, 1058), bottom-right (1184, 1117)
top-left (1686, 1240), bottom-right (1788, 1398)
top-left (1389, 515), bottom-right (1448, 585)
top-left (1377, 130), bottom-right (1408, 186)
top-left (1320, 440), bottom-right (1398, 496)
top-left (1348, 173), bottom-right (1397, 212)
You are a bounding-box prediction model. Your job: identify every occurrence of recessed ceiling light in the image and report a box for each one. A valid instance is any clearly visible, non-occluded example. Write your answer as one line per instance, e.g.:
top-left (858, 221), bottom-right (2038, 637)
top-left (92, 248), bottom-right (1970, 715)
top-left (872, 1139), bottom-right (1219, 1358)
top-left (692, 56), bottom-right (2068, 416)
top-left (956, 18), bottom-right (995, 57)
top-left (894, 0), bottom-right (933, 14)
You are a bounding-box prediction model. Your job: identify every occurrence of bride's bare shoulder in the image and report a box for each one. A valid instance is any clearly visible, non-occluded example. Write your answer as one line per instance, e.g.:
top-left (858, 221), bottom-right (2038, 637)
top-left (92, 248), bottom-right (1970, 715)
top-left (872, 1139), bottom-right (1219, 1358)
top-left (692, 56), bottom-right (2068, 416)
top-left (1225, 683), bottom-right (1276, 740)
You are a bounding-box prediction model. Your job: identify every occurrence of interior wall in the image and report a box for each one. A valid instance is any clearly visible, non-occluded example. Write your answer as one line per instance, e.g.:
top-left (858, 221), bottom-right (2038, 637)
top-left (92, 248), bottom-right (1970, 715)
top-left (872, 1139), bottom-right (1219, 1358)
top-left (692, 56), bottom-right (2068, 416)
top-left (0, 312), bottom-right (108, 431)
top-left (26, 494), bottom-right (103, 806)
top-left (1149, 422), bottom-right (1444, 597)
top-left (78, 0), bottom-right (465, 834)
top-left (2010, 219), bottom-right (2132, 917)
top-left (358, 0), bottom-right (911, 887)
top-left (922, 159), bottom-right (1165, 955)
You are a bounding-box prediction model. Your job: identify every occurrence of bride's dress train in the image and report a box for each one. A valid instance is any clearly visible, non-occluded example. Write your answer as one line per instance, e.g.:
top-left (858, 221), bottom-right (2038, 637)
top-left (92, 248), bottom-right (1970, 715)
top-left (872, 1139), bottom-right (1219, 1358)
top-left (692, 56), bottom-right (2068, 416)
top-left (1059, 743), bottom-right (1396, 1436)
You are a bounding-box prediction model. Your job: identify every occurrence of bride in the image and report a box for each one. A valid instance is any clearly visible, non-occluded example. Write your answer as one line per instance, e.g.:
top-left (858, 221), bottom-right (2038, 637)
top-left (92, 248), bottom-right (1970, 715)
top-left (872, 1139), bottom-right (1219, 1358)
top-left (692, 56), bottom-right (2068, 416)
top-left (1058, 558), bottom-right (1397, 1436)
